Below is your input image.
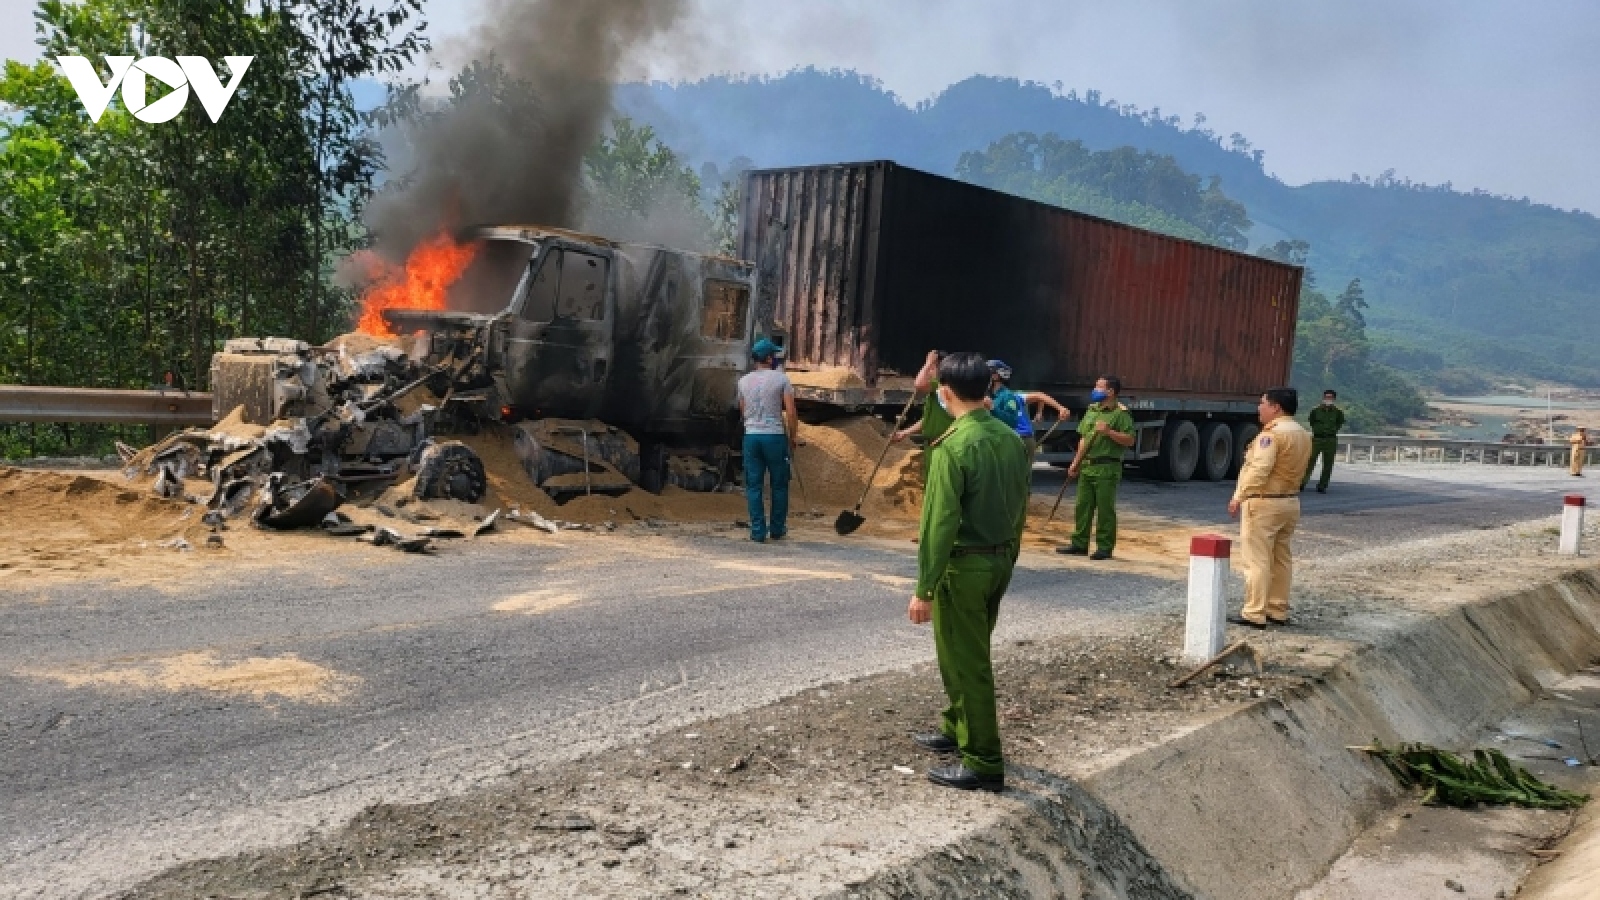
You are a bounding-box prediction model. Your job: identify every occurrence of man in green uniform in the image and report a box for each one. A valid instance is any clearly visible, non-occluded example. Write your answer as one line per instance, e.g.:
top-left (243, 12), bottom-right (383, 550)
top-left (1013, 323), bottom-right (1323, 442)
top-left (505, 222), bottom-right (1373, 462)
top-left (1056, 375), bottom-right (1135, 560)
top-left (892, 350), bottom-right (952, 447)
top-left (907, 352), bottom-right (1030, 792)
top-left (1303, 389), bottom-right (1346, 493)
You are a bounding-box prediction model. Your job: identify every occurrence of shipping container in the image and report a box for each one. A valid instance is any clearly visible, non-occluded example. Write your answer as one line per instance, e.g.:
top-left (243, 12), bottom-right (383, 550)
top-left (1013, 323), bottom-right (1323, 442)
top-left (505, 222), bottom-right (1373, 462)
top-left (738, 161), bottom-right (1305, 481)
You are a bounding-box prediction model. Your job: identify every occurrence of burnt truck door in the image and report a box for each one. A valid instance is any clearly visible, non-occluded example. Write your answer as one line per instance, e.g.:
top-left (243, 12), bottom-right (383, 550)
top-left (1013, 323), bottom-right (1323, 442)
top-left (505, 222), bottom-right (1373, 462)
top-left (687, 265), bottom-right (756, 423)
top-left (505, 243), bottom-right (614, 418)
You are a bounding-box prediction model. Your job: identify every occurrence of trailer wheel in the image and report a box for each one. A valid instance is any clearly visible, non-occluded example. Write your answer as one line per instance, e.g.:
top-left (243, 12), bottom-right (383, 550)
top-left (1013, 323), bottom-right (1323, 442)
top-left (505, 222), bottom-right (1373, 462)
top-left (1152, 419), bottom-right (1200, 482)
top-left (413, 441), bottom-right (487, 503)
top-left (1198, 422), bottom-right (1234, 482)
top-left (1229, 423), bottom-right (1261, 478)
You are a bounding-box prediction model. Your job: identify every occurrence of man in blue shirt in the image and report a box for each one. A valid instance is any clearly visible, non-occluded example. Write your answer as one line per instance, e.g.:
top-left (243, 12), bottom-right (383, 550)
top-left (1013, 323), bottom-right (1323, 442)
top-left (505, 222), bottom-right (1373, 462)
top-left (987, 360), bottom-right (1067, 471)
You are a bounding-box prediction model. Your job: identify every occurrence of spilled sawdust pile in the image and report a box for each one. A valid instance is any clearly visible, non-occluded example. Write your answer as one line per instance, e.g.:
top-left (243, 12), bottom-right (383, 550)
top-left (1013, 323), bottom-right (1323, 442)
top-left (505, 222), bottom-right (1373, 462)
top-left (793, 416), bottom-right (923, 519)
top-left (365, 416), bottom-right (923, 528)
top-left (0, 467), bottom-right (207, 577)
top-left (26, 651), bottom-right (356, 703)
top-left (787, 368), bottom-right (868, 391)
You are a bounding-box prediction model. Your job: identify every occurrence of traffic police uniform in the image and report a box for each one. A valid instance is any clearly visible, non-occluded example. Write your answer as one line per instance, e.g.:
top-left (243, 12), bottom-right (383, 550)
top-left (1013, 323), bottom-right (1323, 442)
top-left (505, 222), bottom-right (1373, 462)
top-left (1303, 403), bottom-right (1346, 491)
top-left (1070, 402), bottom-right (1135, 555)
top-left (917, 408), bottom-right (1030, 778)
top-left (1233, 416), bottom-right (1313, 624)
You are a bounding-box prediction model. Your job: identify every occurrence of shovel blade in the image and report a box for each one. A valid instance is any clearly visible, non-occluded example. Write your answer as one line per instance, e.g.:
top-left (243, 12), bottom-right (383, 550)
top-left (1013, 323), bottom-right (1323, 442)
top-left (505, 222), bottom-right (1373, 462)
top-left (834, 509), bottom-right (865, 535)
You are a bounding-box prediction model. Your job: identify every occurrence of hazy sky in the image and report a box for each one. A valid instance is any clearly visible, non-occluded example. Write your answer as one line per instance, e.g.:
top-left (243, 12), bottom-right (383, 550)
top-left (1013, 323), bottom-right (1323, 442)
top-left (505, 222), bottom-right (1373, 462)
top-left (5, 0), bottom-right (1597, 214)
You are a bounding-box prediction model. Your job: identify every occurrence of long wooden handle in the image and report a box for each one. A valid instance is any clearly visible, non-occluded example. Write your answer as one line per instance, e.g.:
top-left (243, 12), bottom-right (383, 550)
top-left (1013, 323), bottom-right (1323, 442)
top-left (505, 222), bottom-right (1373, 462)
top-left (853, 390), bottom-right (921, 512)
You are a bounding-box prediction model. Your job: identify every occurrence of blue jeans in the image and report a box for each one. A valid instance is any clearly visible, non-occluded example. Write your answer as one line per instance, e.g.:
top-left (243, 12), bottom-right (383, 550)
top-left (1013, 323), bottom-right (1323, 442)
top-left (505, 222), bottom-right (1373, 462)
top-left (743, 433), bottom-right (790, 540)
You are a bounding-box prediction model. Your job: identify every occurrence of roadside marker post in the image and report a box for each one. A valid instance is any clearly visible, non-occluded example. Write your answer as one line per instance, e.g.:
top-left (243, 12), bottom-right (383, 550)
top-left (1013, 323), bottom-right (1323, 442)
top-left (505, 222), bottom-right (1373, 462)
top-left (1185, 534), bottom-right (1232, 662)
top-left (1560, 495), bottom-right (1586, 556)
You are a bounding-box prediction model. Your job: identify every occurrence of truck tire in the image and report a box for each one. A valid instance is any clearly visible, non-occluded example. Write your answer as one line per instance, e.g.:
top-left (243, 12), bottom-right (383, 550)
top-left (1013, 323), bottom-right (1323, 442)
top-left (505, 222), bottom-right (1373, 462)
top-left (413, 441), bottom-right (487, 503)
top-left (1230, 423), bottom-right (1261, 478)
top-left (1198, 422), bottom-right (1234, 482)
top-left (1152, 419), bottom-right (1200, 482)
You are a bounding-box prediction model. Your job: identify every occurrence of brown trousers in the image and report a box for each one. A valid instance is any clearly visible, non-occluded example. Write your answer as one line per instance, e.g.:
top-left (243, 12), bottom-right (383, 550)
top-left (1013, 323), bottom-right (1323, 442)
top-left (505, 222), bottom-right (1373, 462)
top-left (1239, 497), bottom-right (1299, 623)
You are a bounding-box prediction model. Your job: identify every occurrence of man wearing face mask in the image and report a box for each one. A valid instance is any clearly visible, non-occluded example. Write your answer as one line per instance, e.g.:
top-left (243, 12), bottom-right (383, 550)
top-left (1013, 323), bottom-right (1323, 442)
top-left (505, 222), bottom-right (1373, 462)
top-left (1056, 376), bottom-right (1135, 560)
top-left (907, 352), bottom-right (1030, 792)
top-left (1302, 390), bottom-right (1346, 493)
top-left (987, 359), bottom-right (1068, 469)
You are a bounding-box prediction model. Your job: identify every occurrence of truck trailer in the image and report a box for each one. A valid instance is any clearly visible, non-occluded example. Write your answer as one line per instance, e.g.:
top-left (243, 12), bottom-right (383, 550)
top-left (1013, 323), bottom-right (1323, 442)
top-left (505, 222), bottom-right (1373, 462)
top-left (737, 160), bottom-right (1304, 481)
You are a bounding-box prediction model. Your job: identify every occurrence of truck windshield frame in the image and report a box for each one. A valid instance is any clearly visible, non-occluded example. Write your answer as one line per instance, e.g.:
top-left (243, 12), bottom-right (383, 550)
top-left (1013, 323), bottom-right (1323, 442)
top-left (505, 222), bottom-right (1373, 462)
top-left (518, 246), bottom-right (609, 323)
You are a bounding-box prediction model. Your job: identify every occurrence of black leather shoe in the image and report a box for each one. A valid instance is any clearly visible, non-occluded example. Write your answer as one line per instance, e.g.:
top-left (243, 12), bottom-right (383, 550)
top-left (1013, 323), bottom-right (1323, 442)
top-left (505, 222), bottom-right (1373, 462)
top-left (1056, 545), bottom-right (1088, 556)
top-left (1090, 550), bottom-right (1112, 560)
top-left (927, 765), bottom-right (1005, 792)
top-left (1316, 486), bottom-right (1327, 493)
top-left (1227, 614), bottom-right (1268, 630)
top-left (912, 732), bottom-right (959, 754)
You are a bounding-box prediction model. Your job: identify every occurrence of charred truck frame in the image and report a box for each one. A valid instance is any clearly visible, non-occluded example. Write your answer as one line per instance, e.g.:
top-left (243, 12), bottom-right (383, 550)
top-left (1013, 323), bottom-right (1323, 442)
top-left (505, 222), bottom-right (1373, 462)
top-left (212, 226), bottom-right (760, 500)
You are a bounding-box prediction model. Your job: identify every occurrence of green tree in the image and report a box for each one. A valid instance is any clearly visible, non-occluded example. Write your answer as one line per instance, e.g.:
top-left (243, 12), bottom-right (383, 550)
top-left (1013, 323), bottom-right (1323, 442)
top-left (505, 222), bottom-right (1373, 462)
top-left (0, 0), bottom-right (426, 457)
top-left (1267, 250), bottom-right (1426, 431)
top-left (582, 116), bottom-right (713, 250)
top-left (1335, 278), bottom-right (1368, 327)
top-left (701, 156), bottom-right (752, 256)
top-left (274, 0), bottom-right (428, 338)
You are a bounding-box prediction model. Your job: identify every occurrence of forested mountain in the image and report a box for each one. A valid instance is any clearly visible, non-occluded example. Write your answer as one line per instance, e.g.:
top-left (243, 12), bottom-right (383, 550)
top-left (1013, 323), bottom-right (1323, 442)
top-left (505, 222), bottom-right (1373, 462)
top-left (617, 70), bottom-right (1600, 388)
top-left (954, 133), bottom-right (1252, 250)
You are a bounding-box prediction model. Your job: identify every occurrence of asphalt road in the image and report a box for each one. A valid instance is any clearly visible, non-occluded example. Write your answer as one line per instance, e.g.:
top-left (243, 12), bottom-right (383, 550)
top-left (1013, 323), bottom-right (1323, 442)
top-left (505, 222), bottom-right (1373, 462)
top-left (0, 462), bottom-right (1586, 898)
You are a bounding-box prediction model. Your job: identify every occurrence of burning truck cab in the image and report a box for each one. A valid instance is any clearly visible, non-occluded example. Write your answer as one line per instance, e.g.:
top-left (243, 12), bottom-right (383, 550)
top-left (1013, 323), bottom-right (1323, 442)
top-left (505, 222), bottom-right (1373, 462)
top-left (208, 225), bottom-right (766, 506)
top-left (387, 226), bottom-right (760, 445)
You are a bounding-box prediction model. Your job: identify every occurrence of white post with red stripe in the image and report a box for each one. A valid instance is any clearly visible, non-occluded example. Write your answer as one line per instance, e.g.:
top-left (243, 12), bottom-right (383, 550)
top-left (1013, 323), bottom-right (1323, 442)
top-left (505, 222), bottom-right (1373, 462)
top-left (1560, 495), bottom-right (1586, 555)
top-left (1185, 534), bottom-right (1232, 662)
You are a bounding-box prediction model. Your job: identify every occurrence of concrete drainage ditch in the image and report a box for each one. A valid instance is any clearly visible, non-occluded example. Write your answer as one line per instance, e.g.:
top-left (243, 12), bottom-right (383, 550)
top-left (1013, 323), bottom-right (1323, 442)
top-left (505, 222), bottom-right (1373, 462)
top-left (836, 571), bottom-right (1600, 900)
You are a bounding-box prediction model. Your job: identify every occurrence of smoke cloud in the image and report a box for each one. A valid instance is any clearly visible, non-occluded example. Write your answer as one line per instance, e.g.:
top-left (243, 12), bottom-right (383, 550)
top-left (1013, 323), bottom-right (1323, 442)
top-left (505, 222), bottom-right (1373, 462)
top-left (365, 0), bottom-right (689, 266)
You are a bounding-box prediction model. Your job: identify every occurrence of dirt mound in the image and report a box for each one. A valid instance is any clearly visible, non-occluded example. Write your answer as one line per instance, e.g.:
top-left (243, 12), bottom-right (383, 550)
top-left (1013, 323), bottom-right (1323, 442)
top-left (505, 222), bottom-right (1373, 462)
top-left (453, 429), bottom-right (561, 515)
top-left (0, 467), bottom-right (207, 578)
top-left (793, 417), bottom-right (922, 519)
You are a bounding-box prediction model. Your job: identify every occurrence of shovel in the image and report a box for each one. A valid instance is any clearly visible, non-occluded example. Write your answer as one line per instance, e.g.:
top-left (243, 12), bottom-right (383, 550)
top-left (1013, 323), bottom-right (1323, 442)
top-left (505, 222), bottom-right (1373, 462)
top-left (836, 390), bottom-right (921, 535)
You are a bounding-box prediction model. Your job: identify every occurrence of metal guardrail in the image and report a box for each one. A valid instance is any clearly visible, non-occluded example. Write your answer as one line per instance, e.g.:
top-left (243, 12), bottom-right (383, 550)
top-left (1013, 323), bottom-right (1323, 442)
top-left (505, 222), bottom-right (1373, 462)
top-left (0, 385), bottom-right (214, 426)
top-left (1337, 433), bottom-right (1591, 467)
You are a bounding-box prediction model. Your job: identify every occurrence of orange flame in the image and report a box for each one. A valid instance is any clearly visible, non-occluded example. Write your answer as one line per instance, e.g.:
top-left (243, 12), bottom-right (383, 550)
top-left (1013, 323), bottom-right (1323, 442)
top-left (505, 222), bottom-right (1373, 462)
top-left (354, 232), bottom-right (480, 337)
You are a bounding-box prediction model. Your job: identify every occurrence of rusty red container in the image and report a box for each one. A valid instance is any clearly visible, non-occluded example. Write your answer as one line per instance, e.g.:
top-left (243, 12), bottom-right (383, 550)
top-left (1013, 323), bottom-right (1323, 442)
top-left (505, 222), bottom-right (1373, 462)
top-left (739, 161), bottom-right (1301, 401)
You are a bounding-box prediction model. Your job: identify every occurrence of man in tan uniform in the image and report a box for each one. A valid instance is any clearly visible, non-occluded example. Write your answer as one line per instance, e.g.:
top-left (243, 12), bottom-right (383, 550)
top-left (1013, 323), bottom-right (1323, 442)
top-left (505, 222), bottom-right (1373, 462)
top-left (1227, 387), bottom-right (1313, 628)
top-left (1570, 427), bottom-right (1589, 477)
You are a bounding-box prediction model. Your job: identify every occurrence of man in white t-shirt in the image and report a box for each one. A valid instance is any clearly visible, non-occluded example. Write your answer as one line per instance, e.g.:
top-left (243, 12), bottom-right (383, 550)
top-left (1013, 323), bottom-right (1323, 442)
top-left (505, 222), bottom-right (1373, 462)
top-left (738, 338), bottom-right (799, 542)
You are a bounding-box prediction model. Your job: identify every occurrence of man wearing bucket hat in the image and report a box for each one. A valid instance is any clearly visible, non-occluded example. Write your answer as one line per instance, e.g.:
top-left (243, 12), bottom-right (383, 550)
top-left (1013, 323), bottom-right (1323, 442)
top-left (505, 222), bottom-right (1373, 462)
top-left (737, 338), bottom-right (799, 542)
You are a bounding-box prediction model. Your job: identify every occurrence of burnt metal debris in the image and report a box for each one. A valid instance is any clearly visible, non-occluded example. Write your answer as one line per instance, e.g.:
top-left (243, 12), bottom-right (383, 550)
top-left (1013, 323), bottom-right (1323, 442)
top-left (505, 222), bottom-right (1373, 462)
top-left (116, 224), bottom-right (764, 547)
top-left (119, 335), bottom-right (494, 536)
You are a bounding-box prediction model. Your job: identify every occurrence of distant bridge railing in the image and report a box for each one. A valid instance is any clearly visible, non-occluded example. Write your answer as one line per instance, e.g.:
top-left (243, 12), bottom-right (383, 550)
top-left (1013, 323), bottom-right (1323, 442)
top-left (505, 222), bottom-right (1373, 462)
top-left (1337, 434), bottom-right (1589, 467)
